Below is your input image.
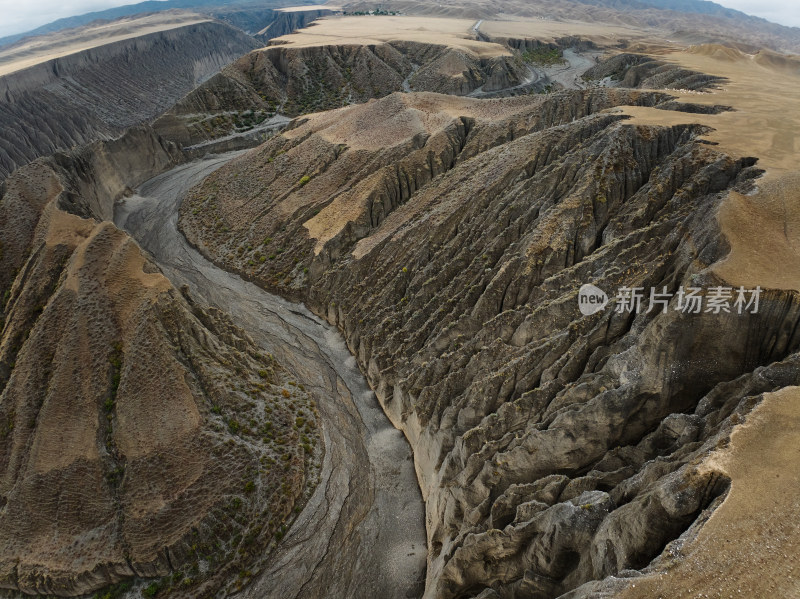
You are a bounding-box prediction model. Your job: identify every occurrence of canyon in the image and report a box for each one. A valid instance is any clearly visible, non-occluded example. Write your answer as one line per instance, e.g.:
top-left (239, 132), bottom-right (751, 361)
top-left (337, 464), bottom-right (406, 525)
top-left (1, 2), bottom-right (799, 599)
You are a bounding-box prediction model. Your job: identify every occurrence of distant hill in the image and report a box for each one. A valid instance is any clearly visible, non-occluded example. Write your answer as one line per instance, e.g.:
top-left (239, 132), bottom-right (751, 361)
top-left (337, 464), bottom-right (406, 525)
top-left (634, 0), bottom-right (749, 18)
top-left (0, 18), bottom-right (259, 178)
top-left (338, 0), bottom-right (800, 52)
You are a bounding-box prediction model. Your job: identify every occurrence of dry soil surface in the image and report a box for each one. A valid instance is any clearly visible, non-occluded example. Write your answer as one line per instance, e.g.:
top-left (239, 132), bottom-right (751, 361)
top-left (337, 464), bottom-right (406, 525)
top-left (612, 45), bottom-right (800, 290)
top-left (601, 42), bottom-right (800, 599)
top-left (271, 15), bottom-right (510, 57)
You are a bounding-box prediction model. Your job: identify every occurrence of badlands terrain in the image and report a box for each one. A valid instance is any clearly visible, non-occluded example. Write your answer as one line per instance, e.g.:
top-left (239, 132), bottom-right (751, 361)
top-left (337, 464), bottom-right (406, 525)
top-left (1, 1), bottom-right (800, 598)
top-left (0, 12), bottom-right (260, 179)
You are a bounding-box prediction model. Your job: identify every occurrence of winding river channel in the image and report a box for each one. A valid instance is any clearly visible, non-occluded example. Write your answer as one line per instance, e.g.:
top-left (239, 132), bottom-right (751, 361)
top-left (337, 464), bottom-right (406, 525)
top-left (115, 153), bottom-right (427, 599)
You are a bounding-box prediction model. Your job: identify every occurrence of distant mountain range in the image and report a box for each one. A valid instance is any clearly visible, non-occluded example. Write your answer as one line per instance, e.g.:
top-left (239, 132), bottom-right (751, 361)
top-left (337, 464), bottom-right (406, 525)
top-left (635, 0), bottom-right (747, 18)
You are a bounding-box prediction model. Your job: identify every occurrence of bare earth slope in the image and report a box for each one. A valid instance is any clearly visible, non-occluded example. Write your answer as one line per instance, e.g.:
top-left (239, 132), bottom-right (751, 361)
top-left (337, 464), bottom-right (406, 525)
top-left (0, 17), bottom-right (259, 179)
top-left (152, 13), bottom-right (736, 148)
top-left (2, 4), bottom-right (800, 598)
top-left (178, 44), bottom-right (800, 599)
top-left (0, 12), bottom-right (211, 78)
top-left (0, 128), bottom-right (321, 598)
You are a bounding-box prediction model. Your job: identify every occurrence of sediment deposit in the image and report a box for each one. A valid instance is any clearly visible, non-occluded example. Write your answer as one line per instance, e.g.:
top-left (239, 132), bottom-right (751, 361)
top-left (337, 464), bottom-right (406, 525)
top-left (2, 3), bottom-right (800, 596)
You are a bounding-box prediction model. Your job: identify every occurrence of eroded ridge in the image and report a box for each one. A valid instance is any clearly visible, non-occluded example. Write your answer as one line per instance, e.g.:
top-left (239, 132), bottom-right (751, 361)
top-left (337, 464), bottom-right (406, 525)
top-left (0, 129), bottom-right (321, 598)
top-left (178, 80), bottom-right (800, 598)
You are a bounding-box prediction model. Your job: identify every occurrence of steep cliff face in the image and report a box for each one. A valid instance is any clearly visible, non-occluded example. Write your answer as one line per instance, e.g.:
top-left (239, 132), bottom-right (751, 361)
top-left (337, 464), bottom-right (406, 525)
top-left (0, 21), bottom-right (259, 179)
top-left (256, 9), bottom-right (335, 43)
top-left (0, 127), bottom-right (181, 302)
top-left (582, 53), bottom-right (727, 90)
top-left (178, 86), bottom-right (800, 598)
top-left (0, 128), bottom-right (321, 597)
top-left (155, 40), bottom-right (528, 146)
top-left (211, 7), bottom-right (282, 36)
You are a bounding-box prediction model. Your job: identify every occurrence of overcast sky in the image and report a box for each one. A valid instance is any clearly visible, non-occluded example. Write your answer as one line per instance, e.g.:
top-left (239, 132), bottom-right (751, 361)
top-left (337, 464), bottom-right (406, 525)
top-left (714, 0), bottom-right (800, 27)
top-left (0, 0), bottom-right (165, 37)
top-left (0, 0), bottom-right (798, 38)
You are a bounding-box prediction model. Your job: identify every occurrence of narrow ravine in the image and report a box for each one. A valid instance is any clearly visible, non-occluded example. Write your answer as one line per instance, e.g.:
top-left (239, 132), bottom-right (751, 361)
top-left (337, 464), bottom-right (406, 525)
top-left (114, 153), bottom-right (427, 599)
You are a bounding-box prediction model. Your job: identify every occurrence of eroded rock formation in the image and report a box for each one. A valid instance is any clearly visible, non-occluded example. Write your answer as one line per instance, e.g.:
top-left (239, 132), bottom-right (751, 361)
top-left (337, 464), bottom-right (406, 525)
top-left (0, 22), bottom-right (259, 179)
top-left (582, 53), bottom-right (726, 90)
top-left (0, 128), bottom-right (321, 597)
top-left (178, 84), bottom-right (800, 598)
top-left (154, 40), bottom-right (528, 146)
top-left (255, 9), bottom-right (336, 43)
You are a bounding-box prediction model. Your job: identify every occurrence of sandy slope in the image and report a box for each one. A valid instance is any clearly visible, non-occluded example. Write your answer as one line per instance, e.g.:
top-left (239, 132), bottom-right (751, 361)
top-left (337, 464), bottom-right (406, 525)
top-left (595, 43), bottom-right (800, 599)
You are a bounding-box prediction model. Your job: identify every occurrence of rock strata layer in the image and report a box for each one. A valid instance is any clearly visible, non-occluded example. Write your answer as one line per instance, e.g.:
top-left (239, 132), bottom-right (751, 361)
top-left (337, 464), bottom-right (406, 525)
top-left (154, 40), bottom-right (528, 146)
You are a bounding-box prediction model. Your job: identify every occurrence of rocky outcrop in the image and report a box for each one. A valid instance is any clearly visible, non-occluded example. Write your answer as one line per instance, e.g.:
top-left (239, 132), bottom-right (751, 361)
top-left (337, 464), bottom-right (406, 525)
top-left (0, 126), bottom-right (180, 298)
top-left (211, 7), bottom-right (282, 36)
top-left (498, 36), bottom-right (596, 54)
top-left (0, 21), bottom-right (259, 179)
top-left (0, 128), bottom-right (321, 597)
top-left (178, 85), bottom-right (800, 598)
top-left (582, 53), bottom-right (727, 90)
top-left (178, 89), bottom-right (683, 286)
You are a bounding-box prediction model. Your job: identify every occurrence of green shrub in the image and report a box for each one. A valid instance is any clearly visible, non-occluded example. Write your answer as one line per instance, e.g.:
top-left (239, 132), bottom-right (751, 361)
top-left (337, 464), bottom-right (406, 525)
top-left (522, 47), bottom-right (565, 66)
top-left (92, 580), bottom-right (132, 599)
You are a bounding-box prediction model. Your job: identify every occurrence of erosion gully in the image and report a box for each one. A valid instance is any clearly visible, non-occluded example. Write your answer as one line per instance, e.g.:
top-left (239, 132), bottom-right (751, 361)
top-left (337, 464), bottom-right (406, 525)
top-left (115, 152), bottom-right (427, 599)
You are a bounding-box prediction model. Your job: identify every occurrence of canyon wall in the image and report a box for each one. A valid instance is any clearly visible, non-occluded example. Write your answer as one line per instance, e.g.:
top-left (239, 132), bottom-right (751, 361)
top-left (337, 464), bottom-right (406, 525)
top-left (0, 21), bottom-right (260, 179)
top-left (0, 127), bottom-right (321, 597)
top-left (178, 82), bottom-right (800, 598)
